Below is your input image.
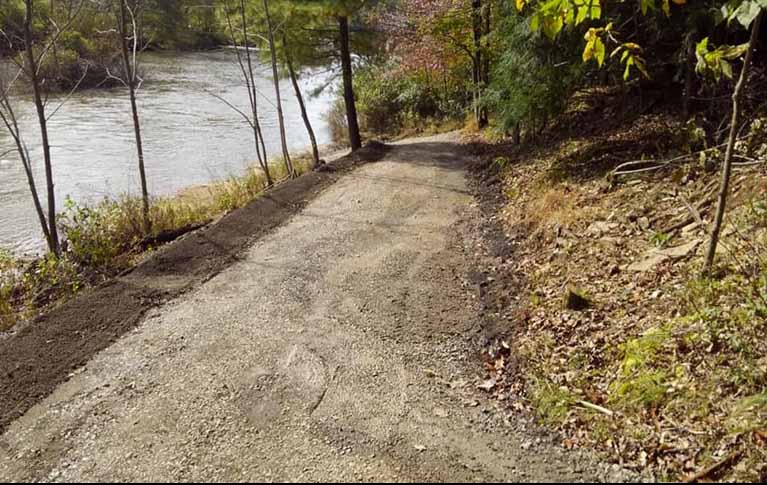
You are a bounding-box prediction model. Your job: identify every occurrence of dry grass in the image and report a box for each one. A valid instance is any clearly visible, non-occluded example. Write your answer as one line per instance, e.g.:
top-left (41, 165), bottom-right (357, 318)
top-left (471, 97), bottom-right (767, 481)
top-left (516, 185), bottom-right (590, 236)
top-left (1, 156), bottom-right (314, 331)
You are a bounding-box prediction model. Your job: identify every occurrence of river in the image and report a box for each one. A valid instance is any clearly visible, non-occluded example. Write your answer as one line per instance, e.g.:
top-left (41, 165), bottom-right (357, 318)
top-left (0, 50), bottom-right (335, 254)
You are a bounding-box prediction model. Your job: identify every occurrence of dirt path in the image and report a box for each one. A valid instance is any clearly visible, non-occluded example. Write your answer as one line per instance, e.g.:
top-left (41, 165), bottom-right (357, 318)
top-left (0, 134), bottom-right (625, 482)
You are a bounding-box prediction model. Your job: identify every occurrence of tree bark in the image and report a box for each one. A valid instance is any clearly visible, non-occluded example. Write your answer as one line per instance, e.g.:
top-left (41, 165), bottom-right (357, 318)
top-left (704, 11), bottom-right (763, 274)
top-left (283, 34), bottom-right (320, 167)
top-left (239, 0), bottom-right (271, 184)
top-left (23, 0), bottom-right (60, 255)
top-left (683, 37), bottom-right (695, 118)
top-left (482, 0), bottom-right (491, 87)
top-left (0, 88), bottom-right (52, 250)
top-left (119, 0), bottom-right (150, 233)
top-left (263, 0), bottom-right (295, 177)
top-left (338, 15), bottom-right (361, 151)
top-left (471, 0), bottom-right (487, 128)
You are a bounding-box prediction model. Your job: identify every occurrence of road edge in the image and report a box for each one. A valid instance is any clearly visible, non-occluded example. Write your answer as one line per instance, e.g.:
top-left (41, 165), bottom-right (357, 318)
top-left (0, 142), bottom-right (390, 435)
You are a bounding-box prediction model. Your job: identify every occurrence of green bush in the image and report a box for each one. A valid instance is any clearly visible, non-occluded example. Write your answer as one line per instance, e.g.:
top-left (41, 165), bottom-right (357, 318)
top-left (351, 62), bottom-right (470, 139)
top-left (486, 12), bottom-right (583, 132)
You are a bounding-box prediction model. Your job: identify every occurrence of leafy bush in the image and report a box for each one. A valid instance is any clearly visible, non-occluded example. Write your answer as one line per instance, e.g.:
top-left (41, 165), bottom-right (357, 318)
top-left (325, 97), bottom-right (349, 147)
top-left (486, 13), bottom-right (583, 133)
top-left (350, 62), bottom-right (471, 139)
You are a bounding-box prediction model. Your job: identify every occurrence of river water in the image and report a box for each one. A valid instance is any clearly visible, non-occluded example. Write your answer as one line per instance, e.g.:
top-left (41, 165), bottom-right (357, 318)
top-left (0, 50), bottom-right (335, 254)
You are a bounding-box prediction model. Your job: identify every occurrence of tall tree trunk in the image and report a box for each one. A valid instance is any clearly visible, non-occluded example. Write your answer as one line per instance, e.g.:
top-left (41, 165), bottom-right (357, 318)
top-left (513, 121), bottom-right (520, 144)
top-left (338, 15), bottom-right (361, 151)
top-left (119, 0), bottom-right (150, 233)
top-left (23, 0), bottom-right (60, 255)
top-left (283, 34), bottom-right (320, 167)
top-left (704, 11), bottom-right (763, 274)
top-left (263, 0), bottom-right (295, 177)
top-left (471, 0), bottom-right (487, 128)
top-left (239, 0), bottom-right (271, 184)
top-left (482, 0), bottom-right (491, 88)
top-left (683, 37), bottom-right (695, 118)
top-left (0, 91), bottom-right (53, 249)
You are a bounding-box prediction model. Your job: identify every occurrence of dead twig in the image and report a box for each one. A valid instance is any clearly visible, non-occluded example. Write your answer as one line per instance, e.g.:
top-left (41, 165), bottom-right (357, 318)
top-left (680, 194), bottom-right (704, 228)
top-left (577, 400), bottom-right (614, 417)
top-left (612, 136), bottom-right (756, 177)
top-left (683, 449), bottom-right (743, 483)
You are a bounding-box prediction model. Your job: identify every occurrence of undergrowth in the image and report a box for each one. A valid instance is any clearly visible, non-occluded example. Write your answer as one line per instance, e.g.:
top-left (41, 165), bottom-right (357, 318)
top-left (0, 157), bottom-right (312, 331)
top-left (474, 88), bottom-right (767, 481)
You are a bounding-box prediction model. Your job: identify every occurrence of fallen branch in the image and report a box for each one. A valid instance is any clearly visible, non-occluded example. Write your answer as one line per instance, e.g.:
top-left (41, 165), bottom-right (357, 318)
top-left (577, 400), bottom-right (614, 417)
top-left (683, 449), bottom-right (743, 483)
top-left (681, 194), bottom-right (704, 228)
top-left (660, 195), bottom-right (716, 234)
top-left (651, 178), bottom-right (720, 232)
top-left (612, 136), bottom-right (755, 177)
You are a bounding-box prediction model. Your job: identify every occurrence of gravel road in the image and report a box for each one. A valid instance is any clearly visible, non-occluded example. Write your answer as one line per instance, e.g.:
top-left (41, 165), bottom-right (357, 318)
top-left (0, 134), bottom-right (626, 482)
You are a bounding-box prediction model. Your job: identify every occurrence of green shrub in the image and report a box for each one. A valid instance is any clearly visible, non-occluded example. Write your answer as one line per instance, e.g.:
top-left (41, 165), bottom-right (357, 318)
top-left (349, 62), bottom-right (471, 140)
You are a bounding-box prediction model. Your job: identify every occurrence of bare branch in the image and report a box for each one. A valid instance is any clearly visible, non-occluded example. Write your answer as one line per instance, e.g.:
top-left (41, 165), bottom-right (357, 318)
top-left (46, 63), bottom-right (90, 121)
top-left (206, 90), bottom-right (255, 128)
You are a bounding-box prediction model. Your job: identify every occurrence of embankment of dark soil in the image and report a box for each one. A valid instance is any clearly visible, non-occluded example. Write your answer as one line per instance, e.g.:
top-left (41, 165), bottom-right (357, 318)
top-left (0, 143), bottom-right (389, 435)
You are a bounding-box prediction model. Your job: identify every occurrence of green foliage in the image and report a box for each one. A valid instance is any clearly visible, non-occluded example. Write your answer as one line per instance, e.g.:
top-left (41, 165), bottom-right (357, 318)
top-left (695, 38), bottom-right (749, 80)
top-left (727, 392), bottom-right (767, 434)
top-left (351, 62), bottom-right (470, 139)
top-left (650, 231), bottom-right (671, 247)
top-left (726, 0), bottom-right (767, 28)
top-left (58, 157), bottom-right (311, 271)
top-left (531, 378), bottom-right (577, 424)
top-left (486, 12), bottom-right (583, 132)
top-left (0, 249), bottom-right (83, 331)
top-left (610, 325), bottom-right (679, 410)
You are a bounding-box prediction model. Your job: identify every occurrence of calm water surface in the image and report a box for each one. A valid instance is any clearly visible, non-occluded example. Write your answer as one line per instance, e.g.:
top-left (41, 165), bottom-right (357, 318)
top-left (0, 50), bottom-right (334, 253)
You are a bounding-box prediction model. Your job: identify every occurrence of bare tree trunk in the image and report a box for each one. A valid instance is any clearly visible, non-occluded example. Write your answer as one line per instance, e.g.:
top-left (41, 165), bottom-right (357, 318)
top-left (238, 0), bottom-right (271, 184)
top-left (338, 15), bottom-right (361, 151)
top-left (220, 0), bottom-right (272, 185)
top-left (513, 121), bottom-right (520, 144)
top-left (683, 38), bottom-right (695, 118)
top-left (0, 80), bottom-right (53, 250)
top-left (119, 0), bottom-right (150, 233)
top-left (704, 11), bottom-right (763, 274)
top-left (283, 34), bottom-right (320, 168)
top-left (263, 0), bottom-right (295, 177)
top-left (23, 0), bottom-right (60, 255)
top-left (471, 0), bottom-right (487, 128)
top-left (482, 0), bottom-right (491, 101)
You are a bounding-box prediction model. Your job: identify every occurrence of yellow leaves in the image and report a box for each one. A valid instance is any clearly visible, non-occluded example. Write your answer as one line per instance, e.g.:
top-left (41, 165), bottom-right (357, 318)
top-left (640, 0), bottom-right (685, 16)
top-left (640, 0), bottom-right (653, 15)
top-left (542, 14), bottom-right (564, 40)
top-left (573, 0), bottom-right (602, 24)
top-left (583, 28), bottom-right (606, 67)
top-left (516, 0), bottom-right (526, 11)
top-left (610, 42), bottom-right (650, 80)
top-left (696, 37), bottom-right (750, 81)
top-left (529, 0), bottom-right (602, 39)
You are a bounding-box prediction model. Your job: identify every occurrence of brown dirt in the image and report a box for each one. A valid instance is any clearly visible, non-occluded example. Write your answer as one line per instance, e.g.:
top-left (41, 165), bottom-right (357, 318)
top-left (464, 91), bottom-right (767, 481)
top-left (0, 143), bottom-right (390, 436)
top-left (0, 133), bottom-right (634, 482)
